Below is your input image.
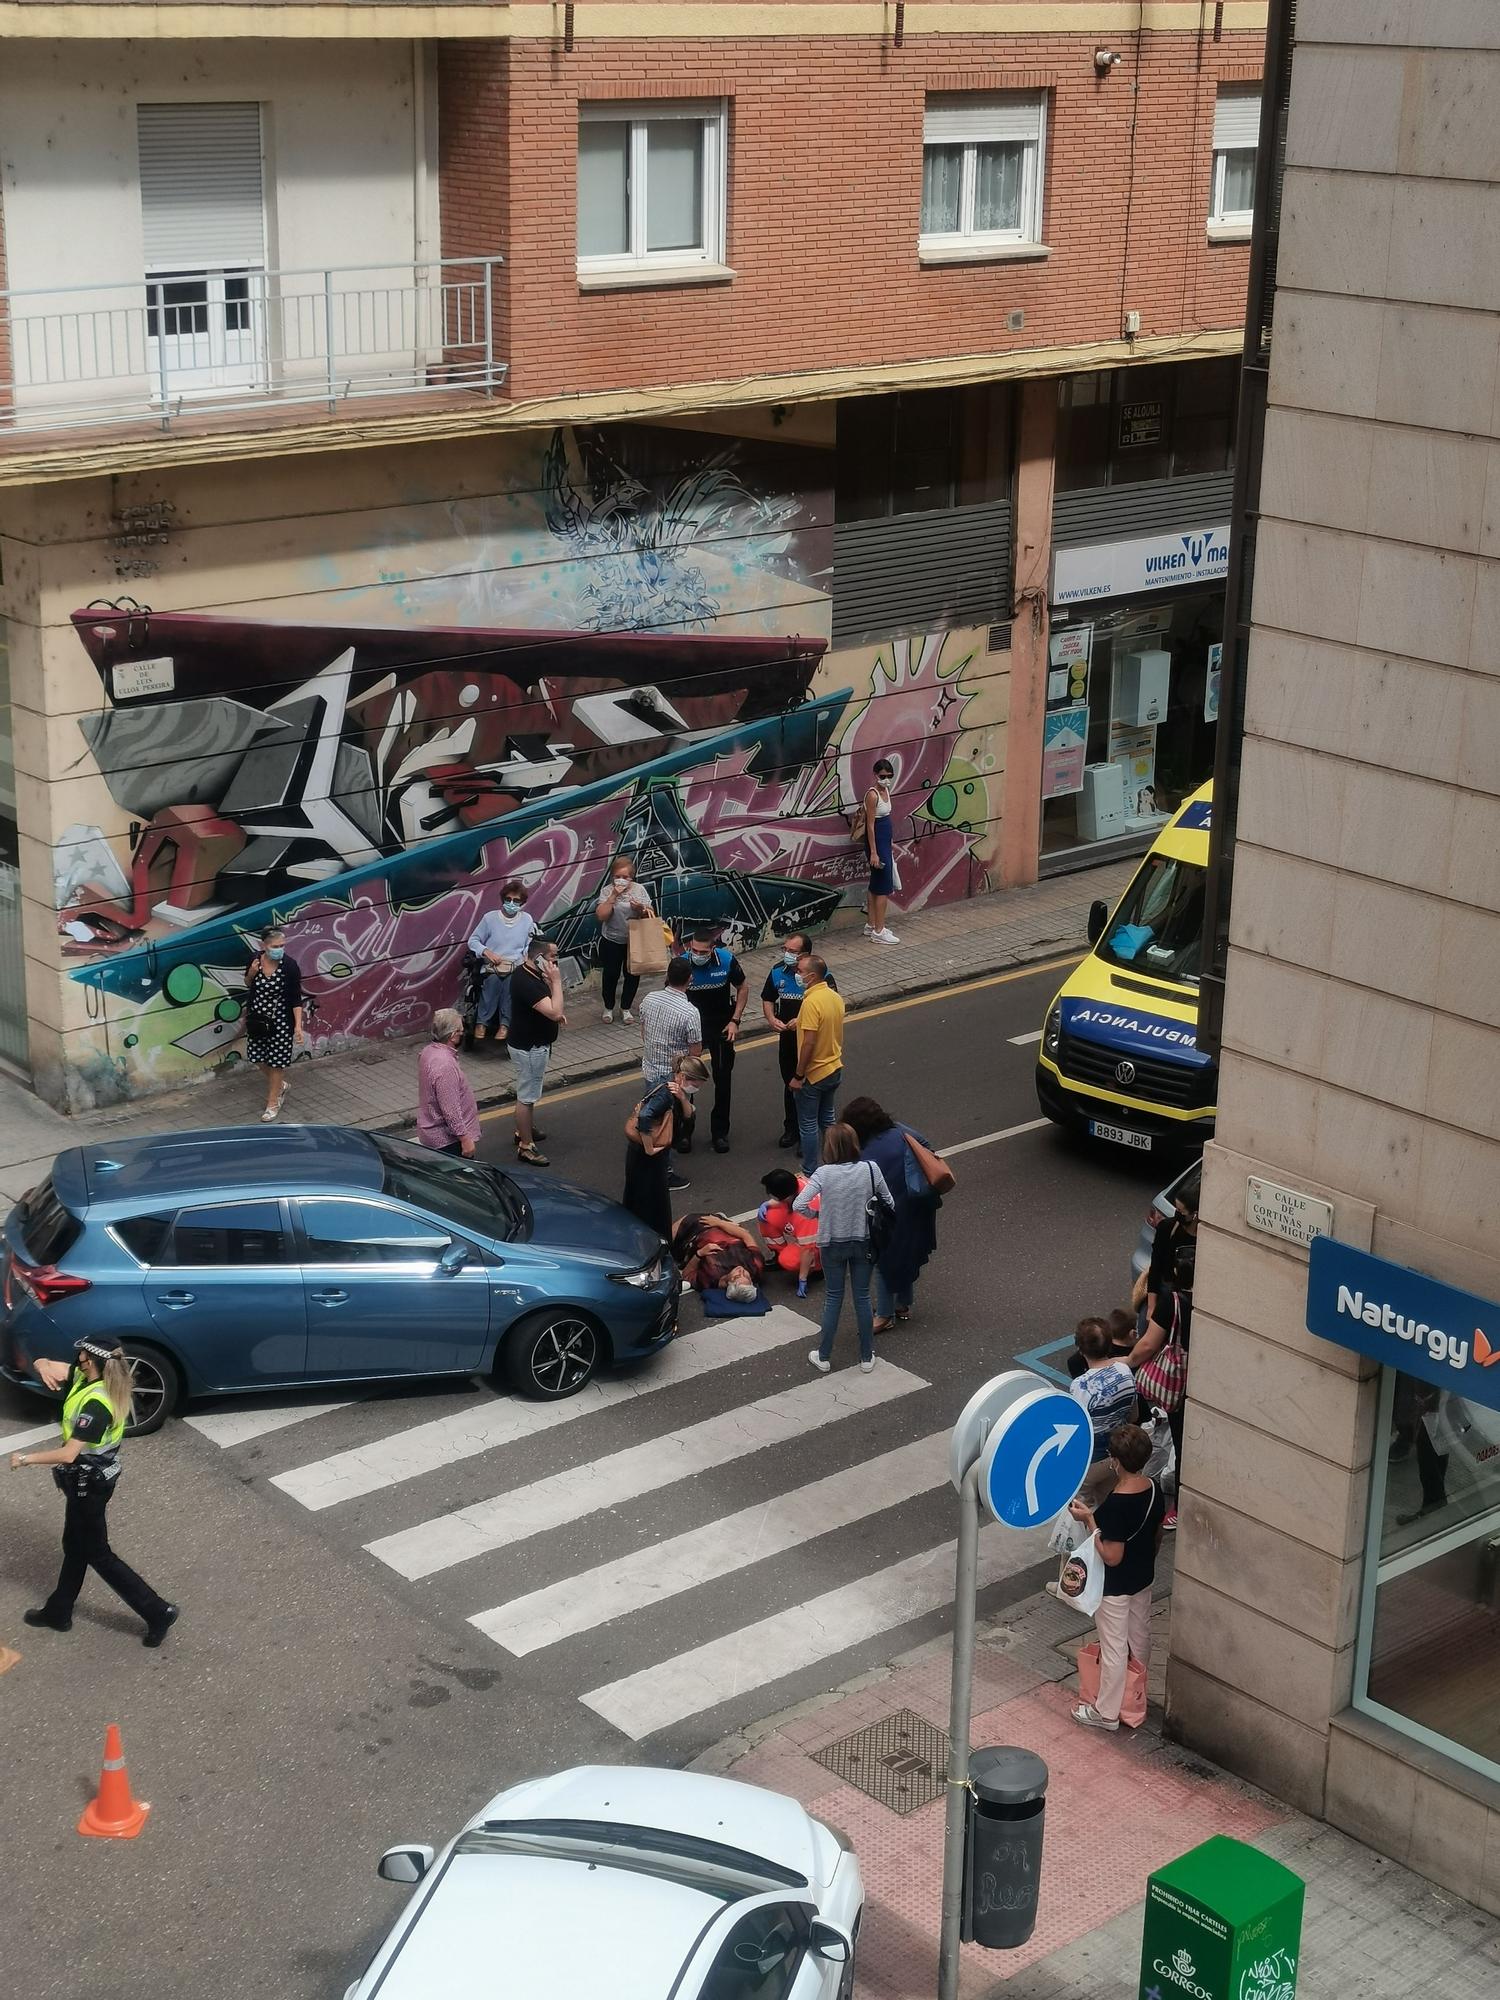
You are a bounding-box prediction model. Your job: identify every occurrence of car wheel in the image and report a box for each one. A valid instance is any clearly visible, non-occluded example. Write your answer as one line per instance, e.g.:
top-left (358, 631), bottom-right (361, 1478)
top-left (122, 1343), bottom-right (182, 1436)
top-left (503, 1309), bottom-right (601, 1400)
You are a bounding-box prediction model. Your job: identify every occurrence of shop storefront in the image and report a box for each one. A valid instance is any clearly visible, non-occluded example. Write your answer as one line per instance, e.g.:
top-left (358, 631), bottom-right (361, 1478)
top-left (1308, 1241), bottom-right (1500, 1788)
top-left (1039, 360), bottom-right (1236, 869)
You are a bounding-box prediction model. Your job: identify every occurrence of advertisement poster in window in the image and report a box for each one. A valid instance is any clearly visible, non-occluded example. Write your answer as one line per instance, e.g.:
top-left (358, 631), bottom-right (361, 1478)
top-left (1204, 641), bottom-right (1223, 724)
top-left (1118, 400), bottom-right (1163, 449)
top-left (1046, 624), bottom-right (1092, 710)
top-left (1109, 724), bottom-right (1159, 819)
top-left (1041, 705), bottom-right (1089, 799)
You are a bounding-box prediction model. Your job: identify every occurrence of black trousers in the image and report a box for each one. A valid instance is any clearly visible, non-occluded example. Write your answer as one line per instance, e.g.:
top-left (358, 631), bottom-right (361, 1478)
top-left (599, 938), bottom-right (640, 1012)
top-left (1416, 1422), bottom-right (1449, 1509)
top-left (44, 1477), bottom-right (168, 1624)
top-left (704, 1025), bottom-right (736, 1140)
top-left (776, 1025), bottom-right (799, 1139)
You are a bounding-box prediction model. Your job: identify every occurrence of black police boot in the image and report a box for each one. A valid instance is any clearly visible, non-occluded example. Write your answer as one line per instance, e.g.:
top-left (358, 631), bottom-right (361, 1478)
top-left (24, 1606), bottom-right (71, 1632)
top-left (142, 1604), bottom-right (180, 1649)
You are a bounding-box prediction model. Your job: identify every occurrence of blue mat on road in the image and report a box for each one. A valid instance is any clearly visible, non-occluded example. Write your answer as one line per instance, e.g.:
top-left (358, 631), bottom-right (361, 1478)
top-left (701, 1287), bottom-right (773, 1318)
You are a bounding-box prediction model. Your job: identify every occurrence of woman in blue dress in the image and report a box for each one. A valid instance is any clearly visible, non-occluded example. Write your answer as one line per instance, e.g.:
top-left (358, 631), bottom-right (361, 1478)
top-left (862, 759), bottom-right (899, 944)
top-left (843, 1095), bottom-right (942, 1332)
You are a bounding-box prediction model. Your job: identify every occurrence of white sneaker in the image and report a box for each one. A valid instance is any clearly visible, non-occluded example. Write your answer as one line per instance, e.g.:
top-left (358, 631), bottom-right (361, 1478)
top-left (859, 1358), bottom-right (875, 1373)
top-left (602, 1008), bottom-right (614, 1023)
top-left (807, 1350), bottom-right (831, 1374)
top-left (622, 1009), bottom-right (634, 1025)
top-left (862, 923), bottom-right (874, 938)
top-left (1071, 1702), bottom-right (1119, 1732)
top-left (873, 927), bottom-right (900, 944)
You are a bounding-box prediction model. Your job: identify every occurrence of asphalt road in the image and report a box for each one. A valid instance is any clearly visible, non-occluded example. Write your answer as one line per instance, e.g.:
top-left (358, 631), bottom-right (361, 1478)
top-left (0, 962), bottom-right (1165, 2000)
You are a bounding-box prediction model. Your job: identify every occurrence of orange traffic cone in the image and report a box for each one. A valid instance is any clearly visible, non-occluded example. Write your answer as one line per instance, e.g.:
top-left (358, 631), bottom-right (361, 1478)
top-left (77, 1724), bottom-right (150, 1840)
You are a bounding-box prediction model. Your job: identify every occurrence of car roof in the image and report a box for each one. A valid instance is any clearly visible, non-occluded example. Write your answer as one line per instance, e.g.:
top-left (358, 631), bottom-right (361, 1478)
top-left (54, 1125), bottom-right (383, 1212)
top-left (372, 1852), bottom-right (729, 2000)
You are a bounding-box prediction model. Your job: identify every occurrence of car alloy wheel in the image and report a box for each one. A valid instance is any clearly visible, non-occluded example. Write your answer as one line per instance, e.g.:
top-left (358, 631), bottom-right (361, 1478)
top-left (531, 1316), bottom-right (596, 1394)
top-left (121, 1345), bottom-right (180, 1436)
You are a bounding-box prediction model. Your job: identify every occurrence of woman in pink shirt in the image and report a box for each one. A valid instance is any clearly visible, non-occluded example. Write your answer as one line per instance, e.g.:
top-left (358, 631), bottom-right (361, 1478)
top-left (416, 1008), bottom-right (481, 1157)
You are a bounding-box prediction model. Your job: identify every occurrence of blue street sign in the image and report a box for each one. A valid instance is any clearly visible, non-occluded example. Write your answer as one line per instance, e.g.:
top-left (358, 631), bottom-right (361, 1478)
top-left (977, 1386), bottom-right (1093, 1529)
top-left (1307, 1236), bottom-right (1500, 1415)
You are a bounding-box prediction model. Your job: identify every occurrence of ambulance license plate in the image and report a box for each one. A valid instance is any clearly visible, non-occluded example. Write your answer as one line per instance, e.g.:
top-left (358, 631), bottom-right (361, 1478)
top-left (1090, 1120), bottom-right (1152, 1151)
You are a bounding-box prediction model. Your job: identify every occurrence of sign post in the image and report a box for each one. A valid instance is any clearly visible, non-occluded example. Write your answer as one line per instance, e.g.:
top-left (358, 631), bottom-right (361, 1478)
top-left (938, 1372), bottom-right (1092, 2000)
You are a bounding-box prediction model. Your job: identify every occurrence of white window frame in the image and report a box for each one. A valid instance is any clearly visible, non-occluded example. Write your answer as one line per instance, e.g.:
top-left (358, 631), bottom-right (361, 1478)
top-left (1209, 86), bottom-right (1260, 237)
top-left (577, 99), bottom-right (727, 281)
top-left (919, 93), bottom-right (1047, 259)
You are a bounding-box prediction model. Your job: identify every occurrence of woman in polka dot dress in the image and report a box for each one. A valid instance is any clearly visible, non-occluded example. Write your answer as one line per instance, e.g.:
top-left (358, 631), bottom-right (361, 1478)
top-left (244, 927), bottom-right (305, 1121)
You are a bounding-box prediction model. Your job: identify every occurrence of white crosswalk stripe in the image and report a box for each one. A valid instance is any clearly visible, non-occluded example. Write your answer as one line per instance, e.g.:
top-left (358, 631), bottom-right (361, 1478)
top-left (272, 1305), bottom-right (816, 1512)
top-left (472, 1429), bottom-right (952, 1656)
top-left (581, 1521), bottom-right (1053, 1741)
top-left (185, 1401), bottom-right (352, 1446)
top-left (0, 1420), bottom-right (59, 1454)
top-left (368, 1362), bottom-right (925, 1580)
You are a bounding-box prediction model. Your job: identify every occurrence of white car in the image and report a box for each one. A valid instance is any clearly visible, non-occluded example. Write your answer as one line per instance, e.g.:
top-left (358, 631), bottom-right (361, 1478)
top-left (346, 1765), bottom-right (865, 2000)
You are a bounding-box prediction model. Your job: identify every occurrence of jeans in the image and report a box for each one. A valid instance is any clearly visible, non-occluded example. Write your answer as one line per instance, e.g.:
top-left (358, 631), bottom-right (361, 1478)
top-left (476, 967), bottom-right (513, 1031)
top-left (796, 1067), bottom-right (841, 1175)
top-left (818, 1240), bottom-right (875, 1364)
top-left (874, 1265), bottom-right (914, 1320)
top-left (599, 938), bottom-right (640, 1012)
top-left (44, 1477), bottom-right (169, 1625)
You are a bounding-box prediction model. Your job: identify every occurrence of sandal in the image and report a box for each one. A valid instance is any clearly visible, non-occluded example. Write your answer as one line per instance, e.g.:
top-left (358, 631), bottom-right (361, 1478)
top-left (515, 1141), bottom-right (549, 1166)
top-left (872, 1317), bottom-right (895, 1336)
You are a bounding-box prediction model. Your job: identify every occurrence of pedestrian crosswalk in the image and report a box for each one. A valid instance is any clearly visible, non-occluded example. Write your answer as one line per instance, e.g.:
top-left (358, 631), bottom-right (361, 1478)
top-left (181, 1302), bottom-right (1054, 1752)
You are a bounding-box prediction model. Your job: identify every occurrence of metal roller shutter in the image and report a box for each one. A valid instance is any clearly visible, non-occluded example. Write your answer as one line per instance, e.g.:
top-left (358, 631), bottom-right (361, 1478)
top-left (137, 103), bottom-right (265, 271)
top-left (1212, 87), bottom-right (1261, 152)
top-left (923, 94), bottom-right (1044, 145)
top-left (832, 499), bottom-right (1013, 649)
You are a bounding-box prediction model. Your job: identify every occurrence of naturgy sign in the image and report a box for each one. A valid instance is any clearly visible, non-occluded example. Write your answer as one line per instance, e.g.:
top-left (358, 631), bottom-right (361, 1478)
top-left (1306, 1238), bottom-right (1500, 1413)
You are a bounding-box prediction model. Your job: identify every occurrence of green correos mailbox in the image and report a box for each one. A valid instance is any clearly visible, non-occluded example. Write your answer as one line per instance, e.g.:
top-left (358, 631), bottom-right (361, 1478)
top-left (1138, 1835), bottom-right (1303, 2000)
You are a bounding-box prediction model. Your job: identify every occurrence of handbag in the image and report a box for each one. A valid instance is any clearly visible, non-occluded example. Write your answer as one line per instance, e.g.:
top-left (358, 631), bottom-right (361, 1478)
top-left (1076, 1641), bottom-right (1148, 1728)
top-left (1136, 1297), bottom-right (1188, 1414)
top-left (863, 1163), bottom-right (893, 1262)
top-left (627, 912), bottom-right (670, 977)
top-left (1056, 1532), bottom-right (1105, 1617)
top-left (903, 1129), bottom-right (956, 1197)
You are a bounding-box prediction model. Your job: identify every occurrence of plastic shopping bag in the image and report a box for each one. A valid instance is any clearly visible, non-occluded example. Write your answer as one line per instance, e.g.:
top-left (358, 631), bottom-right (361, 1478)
top-left (1048, 1505), bottom-right (1089, 1558)
top-left (1055, 1531), bottom-right (1106, 1618)
top-left (1142, 1408), bottom-right (1177, 1491)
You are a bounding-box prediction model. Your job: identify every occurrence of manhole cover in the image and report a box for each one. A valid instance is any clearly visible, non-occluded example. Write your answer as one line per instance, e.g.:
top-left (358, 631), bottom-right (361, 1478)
top-left (811, 1708), bottom-right (949, 1816)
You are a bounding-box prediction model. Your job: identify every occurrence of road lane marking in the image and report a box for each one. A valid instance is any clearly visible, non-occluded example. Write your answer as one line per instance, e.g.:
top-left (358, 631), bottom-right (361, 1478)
top-left (581, 1521), bottom-right (1053, 1740)
top-left (369, 1361), bottom-right (924, 1580)
top-left (478, 956), bottom-right (1077, 1123)
top-left (0, 1420), bottom-right (59, 1453)
top-left (1008, 1028), bottom-right (1044, 1045)
top-left (185, 1402), bottom-right (353, 1446)
top-left (271, 1305), bottom-right (818, 1512)
top-left (472, 1430), bottom-right (951, 1656)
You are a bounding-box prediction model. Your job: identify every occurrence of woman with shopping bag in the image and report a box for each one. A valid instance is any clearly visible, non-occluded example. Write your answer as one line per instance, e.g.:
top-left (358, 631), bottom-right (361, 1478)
top-left (1065, 1422), bottom-right (1166, 1733)
top-left (842, 1095), bottom-right (952, 1334)
top-left (1129, 1238), bottom-right (1194, 1527)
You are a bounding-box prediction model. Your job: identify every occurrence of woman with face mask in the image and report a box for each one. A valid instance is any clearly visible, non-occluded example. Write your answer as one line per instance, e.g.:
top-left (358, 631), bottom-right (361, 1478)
top-left (594, 857), bottom-right (653, 1024)
top-left (623, 1053), bottom-right (709, 1242)
top-left (862, 758), bottom-right (900, 945)
top-left (245, 926), bottom-right (305, 1122)
top-left (467, 881), bottom-right (537, 1052)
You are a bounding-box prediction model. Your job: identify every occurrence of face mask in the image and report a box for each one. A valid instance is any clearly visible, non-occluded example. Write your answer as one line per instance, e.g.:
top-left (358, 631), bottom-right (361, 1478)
top-left (613, 877), bottom-right (631, 893)
top-left (689, 949), bottom-right (712, 966)
top-left (502, 900), bottom-right (521, 918)
top-left (782, 949), bottom-right (800, 967)
top-left (681, 1082), bottom-right (699, 1097)
top-left (267, 945), bottom-right (285, 961)
top-left (875, 771), bottom-right (893, 785)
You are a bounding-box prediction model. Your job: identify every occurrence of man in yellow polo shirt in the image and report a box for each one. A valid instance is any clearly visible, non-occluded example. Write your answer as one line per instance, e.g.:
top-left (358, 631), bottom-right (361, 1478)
top-left (790, 952), bottom-right (846, 1175)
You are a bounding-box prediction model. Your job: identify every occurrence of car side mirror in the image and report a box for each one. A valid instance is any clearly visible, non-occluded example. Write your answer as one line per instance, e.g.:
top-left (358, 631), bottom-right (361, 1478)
top-left (1086, 899), bottom-right (1108, 946)
top-left (810, 1921), bottom-right (852, 1964)
top-left (438, 1242), bottom-right (468, 1275)
top-left (378, 1844), bottom-right (434, 1885)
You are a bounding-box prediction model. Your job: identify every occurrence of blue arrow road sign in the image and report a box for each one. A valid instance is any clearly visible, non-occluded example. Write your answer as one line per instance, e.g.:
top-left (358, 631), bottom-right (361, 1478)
top-left (978, 1387), bottom-right (1093, 1529)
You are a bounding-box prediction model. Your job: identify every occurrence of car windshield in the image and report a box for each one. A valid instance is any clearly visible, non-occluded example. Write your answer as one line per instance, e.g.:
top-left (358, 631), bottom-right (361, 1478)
top-left (463, 1819), bottom-right (805, 1897)
top-left (373, 1137), bottom-right (532, 1243)
top-left (1096, 853), bottom-right (1205, 984)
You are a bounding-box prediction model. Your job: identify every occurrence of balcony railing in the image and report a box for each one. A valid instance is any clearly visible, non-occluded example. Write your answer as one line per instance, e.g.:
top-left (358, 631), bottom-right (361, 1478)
top-left (0, 257), bottom-right (506, 436)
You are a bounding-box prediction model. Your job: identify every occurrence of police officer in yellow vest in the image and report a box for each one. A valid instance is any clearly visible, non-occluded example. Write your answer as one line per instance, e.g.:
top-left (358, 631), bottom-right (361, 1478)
top-left (9, 1336), bottom-right (178, 1647)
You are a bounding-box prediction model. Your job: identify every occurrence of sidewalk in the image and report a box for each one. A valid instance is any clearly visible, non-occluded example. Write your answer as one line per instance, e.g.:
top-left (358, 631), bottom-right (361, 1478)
top-left (0, 864), bottom-right (1132, 1201)
top-left (699, 1558), bottom-right (1500, 2000)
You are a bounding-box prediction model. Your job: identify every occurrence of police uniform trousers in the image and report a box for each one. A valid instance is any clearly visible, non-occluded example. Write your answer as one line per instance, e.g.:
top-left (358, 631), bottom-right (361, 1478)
top-left (43, 1472), bottom-right (169, 1624)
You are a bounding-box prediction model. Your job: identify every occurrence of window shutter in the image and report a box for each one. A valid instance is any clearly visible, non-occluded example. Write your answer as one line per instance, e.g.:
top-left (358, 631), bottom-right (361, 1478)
top-left (1212, 87), bottom-right (1261, 152)
top-left (137, 103), bottom-right (265, 271)
top-left (924, 94), bottom-right (1044, 146)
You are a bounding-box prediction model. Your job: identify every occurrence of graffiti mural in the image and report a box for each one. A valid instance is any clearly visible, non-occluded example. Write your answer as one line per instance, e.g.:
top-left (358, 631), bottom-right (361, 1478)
top-left (52, 423), bottom-right (1008, 1106)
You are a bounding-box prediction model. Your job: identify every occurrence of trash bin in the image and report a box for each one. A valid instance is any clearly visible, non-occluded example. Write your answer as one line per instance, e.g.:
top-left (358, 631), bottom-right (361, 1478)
top-left (961, 1745), bottom-right (1048, 1948)
top-left (1138, 1835), bottom-right (1304, 2000)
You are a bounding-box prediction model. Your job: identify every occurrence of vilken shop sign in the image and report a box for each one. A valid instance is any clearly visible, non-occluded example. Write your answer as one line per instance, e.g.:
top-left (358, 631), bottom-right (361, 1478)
top-left (1053, 524), bottom-right (1231, 604)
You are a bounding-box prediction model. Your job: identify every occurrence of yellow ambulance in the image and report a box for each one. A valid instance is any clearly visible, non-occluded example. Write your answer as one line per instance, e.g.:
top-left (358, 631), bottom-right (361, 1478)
top-left (1034, 782), bottom-right (1215, 1155)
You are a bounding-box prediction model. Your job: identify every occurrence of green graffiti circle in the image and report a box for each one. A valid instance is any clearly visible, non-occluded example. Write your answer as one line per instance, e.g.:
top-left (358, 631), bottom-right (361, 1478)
top-left (929, 782), bottom-right (960, 824)
top-left (123, 1034), bottom-right (138, 1049)
top-left (216, 998), bottom-right (242, 1023)
top-left (163, 963), bottom-right (205, 1007)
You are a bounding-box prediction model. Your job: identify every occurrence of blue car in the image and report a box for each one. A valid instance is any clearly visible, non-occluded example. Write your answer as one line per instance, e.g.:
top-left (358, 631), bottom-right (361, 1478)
top-left (0, 1126), bottom-right (678, 1434)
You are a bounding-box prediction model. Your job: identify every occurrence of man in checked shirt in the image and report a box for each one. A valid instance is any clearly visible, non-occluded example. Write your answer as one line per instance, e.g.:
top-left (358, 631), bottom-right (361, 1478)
top-left (416, 1007), bottom-right (481, 1158)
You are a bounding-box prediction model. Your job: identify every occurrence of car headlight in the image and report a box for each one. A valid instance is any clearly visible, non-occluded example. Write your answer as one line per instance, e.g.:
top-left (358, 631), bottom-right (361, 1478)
top-left (610, 1254), bottom-right (664, 1289)
top-left (1043, 1002), bottom-right (1063, 1057)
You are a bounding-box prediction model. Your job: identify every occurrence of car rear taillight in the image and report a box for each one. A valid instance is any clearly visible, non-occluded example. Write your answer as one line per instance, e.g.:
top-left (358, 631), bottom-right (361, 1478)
top-left (13, 1260), bottom-right (92, 1307)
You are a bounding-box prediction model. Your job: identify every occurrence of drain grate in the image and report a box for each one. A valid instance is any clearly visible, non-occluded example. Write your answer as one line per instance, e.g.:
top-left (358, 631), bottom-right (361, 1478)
top-left (811, 1708), bottom-right (949, 1816)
